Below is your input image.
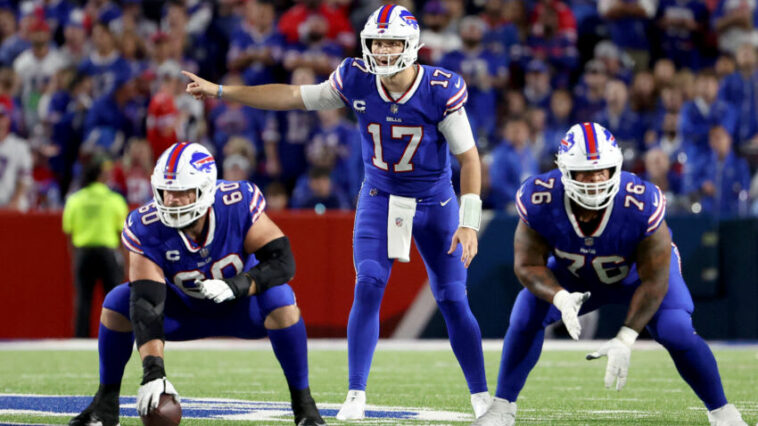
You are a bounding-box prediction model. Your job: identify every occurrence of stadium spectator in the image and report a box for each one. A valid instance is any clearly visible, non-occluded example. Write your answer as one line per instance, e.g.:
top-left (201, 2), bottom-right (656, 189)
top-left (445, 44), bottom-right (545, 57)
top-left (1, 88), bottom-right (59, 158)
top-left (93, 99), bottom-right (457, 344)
top-left (656, 0), bottom-right (710, 70)
top-left (678, 69), bottom-right (738, 169)
top-left (110, 138), bottom-right (153, 206)
top-left (652, 57), bottom-right (676, 88)
top-left (711, 0), bottom-right (758, 55)
top-left (594, 79), bottom-right (643, 162)
top-left (629, 71), bottom-right (658, 144)
top-left (695, 125), bottom-right (751, 218)
top-left (543, 89), bottom-right (574, 170)
top-left (146, 61), bottom-right (182, 157)
top-left (487, 117), bottom-right (537, 210)
top-left (522, 59), bottom-right (552, 109)
top-left (525, 0), bottom-right (578, 87)
top-left (280, 14), bottom-right (343, 78)
top-left (594, 40), bottom-right (634, 84)
top-left (307, 108), bottom-right (363, 203)
top-left (291, 165), bottom-right (351, 210)
top-left (479, 0), bottom-right (520, 58)
top-left (598, 0), bottom-right (657, 70)
top-left (277, 0), bottom-right (355, 52)
top-left (718, 43), bottom-right (758, 148)
top-left (222, 153), bottom-right (252, 182)
top-left (109, 0), bottom-right (157, 39)
top-left (78, 22), bottom-right (130, 100)
top-left (419, 0), bottom-right (462, 64)
top-left (60, 9), bottom-right (90, 69)
top-left (0, 102), bottom-right (31, 211)
top-left (0, 5), bottom-right (29, 67)
top-left (14, 17), bottom-right (65, 135)
top-left (81, 71), bottom-right (138, 157)
top-left (714, 53), bottom-right (737, 79)
top-left (62, 156), bottom-right (127, 337)
top-left (264, 180), bottom-right (290, 211)
top-left (573, 58), bottom-right (607, 120)
top-left (207, 73), bottom-right (264, 163)
top-left (439, 15), bottom-right (507, 145)
top-left (227, 0), bottom-right (284, 86)
top-left (643, 146), bottom-right (687, 212)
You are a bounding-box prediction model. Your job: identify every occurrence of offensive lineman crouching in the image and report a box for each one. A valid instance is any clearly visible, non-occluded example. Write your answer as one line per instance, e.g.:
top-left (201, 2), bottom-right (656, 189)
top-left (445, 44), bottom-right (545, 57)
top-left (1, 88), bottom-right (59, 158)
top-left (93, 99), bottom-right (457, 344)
top-left (69, 142), bottom-right (325, 426)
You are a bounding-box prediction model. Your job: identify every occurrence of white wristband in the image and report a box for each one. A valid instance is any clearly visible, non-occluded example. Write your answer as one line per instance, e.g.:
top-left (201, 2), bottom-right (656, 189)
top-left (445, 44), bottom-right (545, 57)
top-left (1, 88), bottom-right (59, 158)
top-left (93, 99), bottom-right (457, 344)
top-left (459, 193), bottom-right (482, 231)
top-left (616, 326), bottom-right (639, 347)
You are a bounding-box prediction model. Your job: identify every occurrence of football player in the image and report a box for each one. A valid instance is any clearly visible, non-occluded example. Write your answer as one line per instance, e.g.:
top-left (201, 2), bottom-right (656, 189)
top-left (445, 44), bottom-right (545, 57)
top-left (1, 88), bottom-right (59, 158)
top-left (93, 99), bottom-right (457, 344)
top-left (69, 143), bottom-right (325, 426)
top-left (473, 123), bottom-right (747, 426)
top-left (184, 4), bottom-right (491, 420)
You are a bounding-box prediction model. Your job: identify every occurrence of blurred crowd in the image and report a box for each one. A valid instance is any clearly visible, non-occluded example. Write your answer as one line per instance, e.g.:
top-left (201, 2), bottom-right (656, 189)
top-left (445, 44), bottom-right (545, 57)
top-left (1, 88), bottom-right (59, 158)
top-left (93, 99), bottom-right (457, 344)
top-left (1, 0), bottom-right (758, 220)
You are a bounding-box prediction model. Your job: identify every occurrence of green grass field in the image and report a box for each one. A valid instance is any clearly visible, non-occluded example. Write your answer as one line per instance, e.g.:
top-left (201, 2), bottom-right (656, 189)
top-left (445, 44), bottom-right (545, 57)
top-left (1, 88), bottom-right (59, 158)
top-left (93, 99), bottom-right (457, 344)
top-left (0, 341), bottom-right (756, 425)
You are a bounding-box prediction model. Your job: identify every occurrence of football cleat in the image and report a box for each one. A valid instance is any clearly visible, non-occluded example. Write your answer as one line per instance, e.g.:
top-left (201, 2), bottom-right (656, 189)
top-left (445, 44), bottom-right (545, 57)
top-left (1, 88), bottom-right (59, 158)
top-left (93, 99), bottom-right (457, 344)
top-left (68, 384), bottom-right (120, 426)
top-left (471, 397), bottom-right (516, 426)
top-left (335, 389), bottom-right (366, 420)
top-left (291, 386), bottom-right (326, 426)
top-left (707, 403), bottom-right (747, 426)
top-left (470, 391), bottom-right (493, 418)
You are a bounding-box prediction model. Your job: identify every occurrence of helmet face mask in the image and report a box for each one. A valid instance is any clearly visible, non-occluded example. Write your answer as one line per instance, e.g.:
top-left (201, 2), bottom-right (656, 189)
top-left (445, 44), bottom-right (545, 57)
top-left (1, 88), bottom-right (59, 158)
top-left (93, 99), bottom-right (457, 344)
top-left (555, 123), bottom-right (623, 210)
top-left (361, 5), bottom-right (422, 76)
top-left (151, 142), bottom-right (217, 228)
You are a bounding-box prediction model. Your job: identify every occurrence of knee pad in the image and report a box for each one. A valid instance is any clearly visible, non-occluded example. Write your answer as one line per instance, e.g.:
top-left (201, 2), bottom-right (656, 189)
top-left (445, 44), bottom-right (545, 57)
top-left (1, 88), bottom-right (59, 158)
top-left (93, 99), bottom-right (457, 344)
top-left (257, 283), bottom-right (296, 318)
top-left (648, 309), bottom-right (698, 351)
top-left (355, 260), bottom-right (389, 288)
top-left (103, 282), bottom-right (131, 319)
top-left (432, 281), bottom-right (467, 303)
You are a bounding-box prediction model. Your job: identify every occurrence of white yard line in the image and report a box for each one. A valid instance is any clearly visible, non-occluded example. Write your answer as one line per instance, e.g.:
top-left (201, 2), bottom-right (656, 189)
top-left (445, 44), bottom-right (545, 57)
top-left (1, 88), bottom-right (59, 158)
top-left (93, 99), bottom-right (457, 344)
top-left (0, 339), bottom-right (756, 351)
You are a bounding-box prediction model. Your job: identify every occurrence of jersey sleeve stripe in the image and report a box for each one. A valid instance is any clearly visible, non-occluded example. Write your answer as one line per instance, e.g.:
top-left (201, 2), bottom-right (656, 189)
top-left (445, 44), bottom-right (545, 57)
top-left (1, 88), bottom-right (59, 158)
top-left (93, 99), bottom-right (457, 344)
top-left (121, 233), bottom-right (144, 254)
top-left (330, 69), bottom-right (343, 90)
top-left (446, 84), bottom-right (467, 106)
top-left (646, 190), bottom-right (666, 233)
top-left (515, 188), bottom-right (529, 224)
top-left (647, 187), bottom-right (665, 224)
top-left (329, 74), bottom-right (349, 104)
top-left (252, 198), bottom-right (267, 223)
top-left (123, 225), bottom-right (142, 245)
top-left (444, 94), bottom-right (468, 114)
top-left (249, 184), bottom-right (263, 212)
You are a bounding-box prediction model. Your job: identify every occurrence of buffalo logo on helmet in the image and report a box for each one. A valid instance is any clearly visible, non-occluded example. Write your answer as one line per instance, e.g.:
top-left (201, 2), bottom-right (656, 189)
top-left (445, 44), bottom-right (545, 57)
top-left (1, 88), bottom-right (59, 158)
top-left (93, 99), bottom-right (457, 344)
top-left (399, 9), bottom-right (418, 29)
top-left (559, 131), bottom-right (575, 154)
top-left (190, 151), bottom-right (215, 173)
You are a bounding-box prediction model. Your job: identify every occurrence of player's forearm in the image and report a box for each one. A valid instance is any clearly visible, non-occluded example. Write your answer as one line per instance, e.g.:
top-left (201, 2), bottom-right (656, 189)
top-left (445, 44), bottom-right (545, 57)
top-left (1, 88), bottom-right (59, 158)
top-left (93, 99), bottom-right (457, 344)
top-left (515, 265), bottom-right (564, 303)
top-left (221, 84), bottom-right (306, 110)
top-left (457, 148), bottom-right (481, 196)
top-left (623, 284), bottom-right (666, 332)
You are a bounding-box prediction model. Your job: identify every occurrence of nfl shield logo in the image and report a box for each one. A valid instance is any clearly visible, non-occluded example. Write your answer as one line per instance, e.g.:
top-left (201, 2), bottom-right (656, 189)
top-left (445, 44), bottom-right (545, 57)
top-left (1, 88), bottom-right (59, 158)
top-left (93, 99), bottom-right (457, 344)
top-left (584, 238), bottom-right (594, 246)
top-left (200, 248), bottom-right (209, 257)
top-left (395, 217), bottom-right (403, 227)
top-left (390, 104), bottom-right (399, 114)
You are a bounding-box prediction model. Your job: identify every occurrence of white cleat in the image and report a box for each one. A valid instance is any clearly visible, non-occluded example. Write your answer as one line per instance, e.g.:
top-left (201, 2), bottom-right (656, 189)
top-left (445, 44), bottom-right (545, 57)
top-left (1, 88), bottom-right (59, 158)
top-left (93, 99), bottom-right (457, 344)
top-left (707, 403), bottom-right (747, 426)
top-left (336, 389), bottom-right (366, 421)
top-left (471, 397), bottom-right (516, 426)
top-left (470, 391), bottom-right (492, 418)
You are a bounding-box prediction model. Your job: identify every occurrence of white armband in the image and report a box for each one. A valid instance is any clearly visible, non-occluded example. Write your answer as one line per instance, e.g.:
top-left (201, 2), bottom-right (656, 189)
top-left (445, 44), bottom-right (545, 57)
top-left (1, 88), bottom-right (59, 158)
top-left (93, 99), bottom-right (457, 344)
top-left (459, 193), bottom-right (482, 231)
top-left (438, 107), bottom-right (476, 155)
top-left (299, 81), bottom-right (345, 111)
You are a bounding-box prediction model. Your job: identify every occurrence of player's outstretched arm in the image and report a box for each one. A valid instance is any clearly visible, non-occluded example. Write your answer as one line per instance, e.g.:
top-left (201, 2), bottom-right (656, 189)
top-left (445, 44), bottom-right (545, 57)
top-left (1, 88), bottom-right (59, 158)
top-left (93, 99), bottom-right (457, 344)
top-left (183, 70), bottom-right (306, 111)
top-left (448, 146), bottom-right (482, 268)
top-left (128, 252), bottom-right (180, 414)
top-left (196, 212), bottom-right (294, 302)
top-left (586, 222), bottom-right (670, 390)
top-left (514, 221), bottom-right (590, 340)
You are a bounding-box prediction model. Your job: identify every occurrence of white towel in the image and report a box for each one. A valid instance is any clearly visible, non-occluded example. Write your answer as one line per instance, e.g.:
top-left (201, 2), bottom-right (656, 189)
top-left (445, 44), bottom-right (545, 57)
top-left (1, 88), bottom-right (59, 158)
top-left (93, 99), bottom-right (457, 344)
top-left (387, 194), bottom-right (416, 263)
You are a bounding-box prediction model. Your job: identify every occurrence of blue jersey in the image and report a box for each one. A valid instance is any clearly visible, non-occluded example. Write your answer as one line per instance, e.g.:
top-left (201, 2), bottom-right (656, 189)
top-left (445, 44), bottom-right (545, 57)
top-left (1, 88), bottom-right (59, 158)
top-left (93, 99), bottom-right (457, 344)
top-left (329, 58), bottom-right (468, 198)
top-left (120, 180), bottom-right (266, 298)
top-left (515, 169), bottom-right (666, 288)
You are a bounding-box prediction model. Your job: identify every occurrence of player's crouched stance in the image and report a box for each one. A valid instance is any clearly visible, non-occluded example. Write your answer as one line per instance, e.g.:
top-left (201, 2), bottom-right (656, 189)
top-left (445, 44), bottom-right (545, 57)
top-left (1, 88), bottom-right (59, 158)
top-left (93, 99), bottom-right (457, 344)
top-left (69, 143), bottom-right (325, 426)
top-left (473, 123), bottom-right (746, 426)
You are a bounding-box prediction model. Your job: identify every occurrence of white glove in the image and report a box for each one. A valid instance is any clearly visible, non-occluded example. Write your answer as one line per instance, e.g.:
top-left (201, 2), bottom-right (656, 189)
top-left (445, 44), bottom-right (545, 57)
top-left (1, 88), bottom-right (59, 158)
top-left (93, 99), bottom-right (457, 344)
top-left (136, 377), bottom-right (180, 415)
top-left (552, 290), bottom-right (591, 340)
top-left (195, 278), bottom-right (234, 303)
top-left (586, 326), bottom-right (638, 391)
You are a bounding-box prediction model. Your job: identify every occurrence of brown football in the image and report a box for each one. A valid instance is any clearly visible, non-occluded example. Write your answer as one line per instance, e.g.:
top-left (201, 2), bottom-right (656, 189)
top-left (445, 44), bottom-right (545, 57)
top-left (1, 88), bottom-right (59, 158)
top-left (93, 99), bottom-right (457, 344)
top-left (140, 393), bottom-right (182, 426)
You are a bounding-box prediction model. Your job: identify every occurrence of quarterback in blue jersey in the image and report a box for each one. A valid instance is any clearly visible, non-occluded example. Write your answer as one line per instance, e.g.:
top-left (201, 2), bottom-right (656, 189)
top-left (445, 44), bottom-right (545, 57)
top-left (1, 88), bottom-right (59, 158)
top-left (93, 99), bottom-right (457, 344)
top-left (184, 4), bottom-right (491, 420)
top-left (473, 123), bottom-right (747, 426)
top-left (69, 143), bottom-right (325, 426)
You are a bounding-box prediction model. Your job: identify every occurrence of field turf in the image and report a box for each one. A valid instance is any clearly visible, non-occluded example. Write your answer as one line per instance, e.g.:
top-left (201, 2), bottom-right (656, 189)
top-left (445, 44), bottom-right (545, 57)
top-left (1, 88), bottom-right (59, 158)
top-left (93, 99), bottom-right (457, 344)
top-left (0, 340), bottom-right (755, 425)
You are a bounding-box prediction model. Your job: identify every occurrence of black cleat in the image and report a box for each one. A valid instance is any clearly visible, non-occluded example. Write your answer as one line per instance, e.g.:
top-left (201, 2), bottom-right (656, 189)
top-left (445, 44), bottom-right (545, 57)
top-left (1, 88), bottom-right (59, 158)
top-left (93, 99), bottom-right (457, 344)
top-left (69, 383), bottom-right (120, 426)
top-left (291, 386), bottom-right (327, 426)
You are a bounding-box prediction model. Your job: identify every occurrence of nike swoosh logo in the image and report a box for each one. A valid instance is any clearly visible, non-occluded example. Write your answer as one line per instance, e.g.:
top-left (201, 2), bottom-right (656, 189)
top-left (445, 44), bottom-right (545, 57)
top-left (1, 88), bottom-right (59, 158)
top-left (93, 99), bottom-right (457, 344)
top-left (455, 78), bottom-right (461, 89)
top-left (653, 193), bottom-right (659, 207)
top-left (440, 197), bottom-right (452, 206)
